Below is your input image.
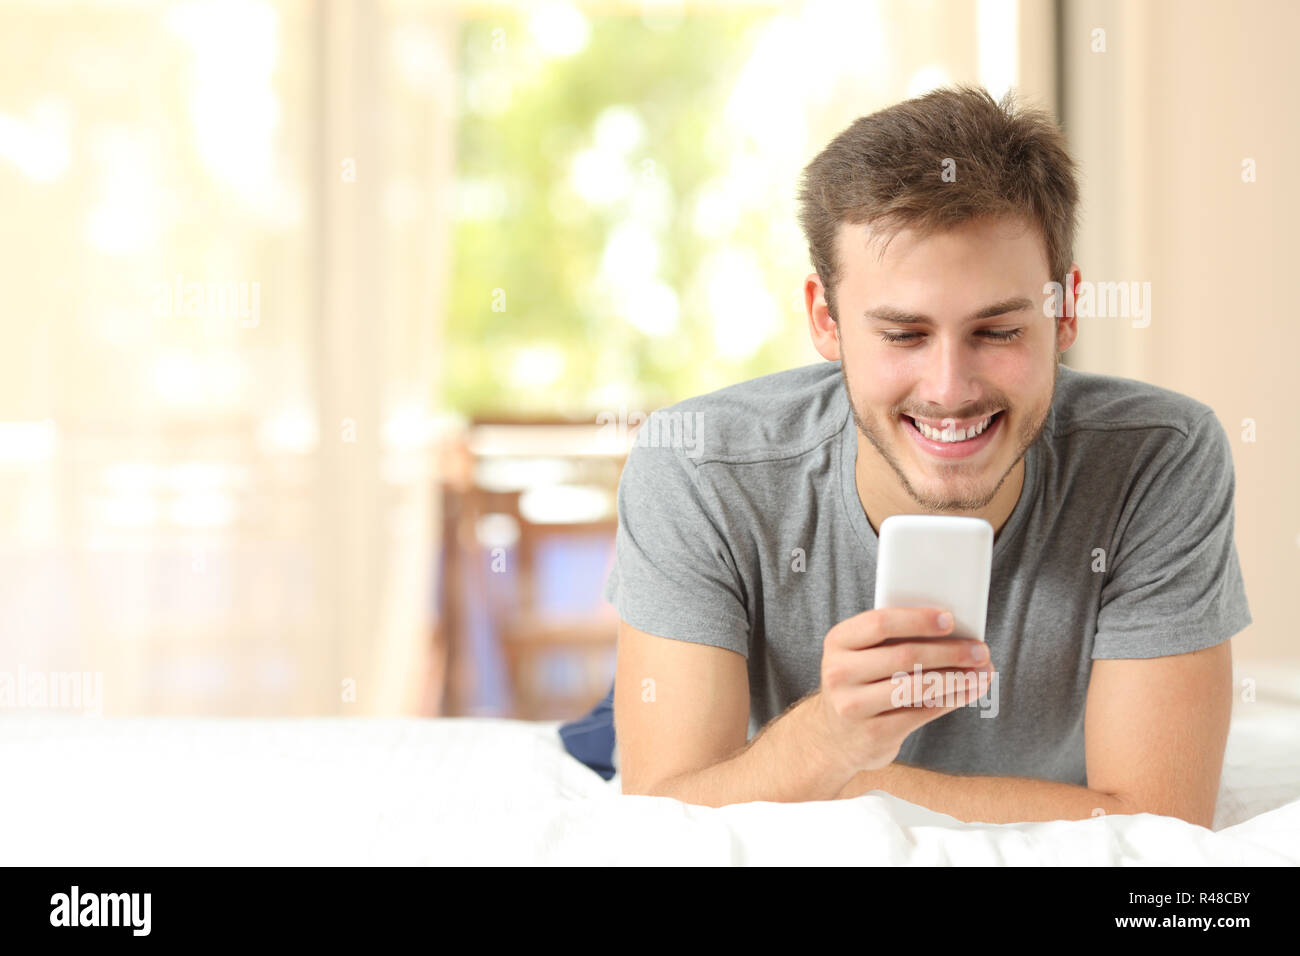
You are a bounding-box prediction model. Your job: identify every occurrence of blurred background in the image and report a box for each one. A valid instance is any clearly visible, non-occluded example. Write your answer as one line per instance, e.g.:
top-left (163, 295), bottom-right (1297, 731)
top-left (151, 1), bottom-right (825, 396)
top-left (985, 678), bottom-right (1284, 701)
top-left (1, 0), bottom-right (1295, 720)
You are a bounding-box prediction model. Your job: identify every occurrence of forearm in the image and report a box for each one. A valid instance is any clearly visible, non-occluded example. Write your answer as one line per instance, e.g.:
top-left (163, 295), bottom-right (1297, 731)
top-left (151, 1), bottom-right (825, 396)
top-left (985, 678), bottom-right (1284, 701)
top-left (834, 763), bottom-right (1135, 824)
top-left (649, 692), bottom-right (855, 807)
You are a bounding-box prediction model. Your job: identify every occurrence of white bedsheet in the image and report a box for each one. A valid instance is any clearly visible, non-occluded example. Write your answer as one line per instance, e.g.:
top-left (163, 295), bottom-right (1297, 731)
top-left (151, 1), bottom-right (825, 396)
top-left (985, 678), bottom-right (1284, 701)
top-left (4, 668), bottom-right (1299, 865)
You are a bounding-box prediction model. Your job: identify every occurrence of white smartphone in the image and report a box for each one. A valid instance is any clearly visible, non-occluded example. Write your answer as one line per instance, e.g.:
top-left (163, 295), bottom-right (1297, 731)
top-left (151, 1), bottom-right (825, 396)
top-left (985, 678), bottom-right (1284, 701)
top-left (873, 515), bottom-right (993, 642)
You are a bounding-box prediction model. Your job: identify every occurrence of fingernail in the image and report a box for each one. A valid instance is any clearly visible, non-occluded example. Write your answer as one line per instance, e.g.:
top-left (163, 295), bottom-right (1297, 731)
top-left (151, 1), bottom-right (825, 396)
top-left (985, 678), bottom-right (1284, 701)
top-left (970, 643), bottom-right (988, 662)
top-left (937, 612), bottom-right (954, 629)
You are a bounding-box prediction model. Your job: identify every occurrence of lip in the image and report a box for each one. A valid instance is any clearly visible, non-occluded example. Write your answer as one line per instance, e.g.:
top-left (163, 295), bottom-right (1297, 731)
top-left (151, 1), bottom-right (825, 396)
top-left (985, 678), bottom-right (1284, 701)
top-left (902, 410), bottom-right (1004, 459)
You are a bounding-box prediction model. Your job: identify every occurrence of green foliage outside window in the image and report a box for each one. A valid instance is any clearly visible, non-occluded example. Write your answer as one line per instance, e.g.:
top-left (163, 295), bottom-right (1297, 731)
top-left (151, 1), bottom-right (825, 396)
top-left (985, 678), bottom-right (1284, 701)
top-left (445, 9), bottom-right (816, 418)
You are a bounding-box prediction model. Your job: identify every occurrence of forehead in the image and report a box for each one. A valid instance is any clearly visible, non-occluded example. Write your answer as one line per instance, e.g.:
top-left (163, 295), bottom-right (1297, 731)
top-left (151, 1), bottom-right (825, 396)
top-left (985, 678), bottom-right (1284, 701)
top-left (836, 215), bottom-right (1050, 296)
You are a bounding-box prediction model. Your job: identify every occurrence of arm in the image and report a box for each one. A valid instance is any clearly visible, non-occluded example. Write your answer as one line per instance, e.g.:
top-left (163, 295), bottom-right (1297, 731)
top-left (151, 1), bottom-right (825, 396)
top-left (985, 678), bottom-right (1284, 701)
top-left (832, 764), bottom-right (1132, 823)
top-left (834, 641), bottom-right (1233, 827)
top-left (1083, 640), bottom-right (1232, 827)
top-left (616, 619), bottom-right (856, 806)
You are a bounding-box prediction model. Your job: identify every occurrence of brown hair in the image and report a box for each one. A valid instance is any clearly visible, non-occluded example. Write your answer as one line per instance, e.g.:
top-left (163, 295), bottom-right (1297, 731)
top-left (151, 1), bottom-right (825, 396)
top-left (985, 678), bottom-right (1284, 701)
top-left (796, 85), bottom-right (1079, 320)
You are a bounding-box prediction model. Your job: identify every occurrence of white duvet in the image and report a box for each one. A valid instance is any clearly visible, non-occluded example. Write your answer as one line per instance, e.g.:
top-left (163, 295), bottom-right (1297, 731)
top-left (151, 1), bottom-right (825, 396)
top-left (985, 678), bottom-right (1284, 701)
top-left (4, 670), bottom-right (1298, 865)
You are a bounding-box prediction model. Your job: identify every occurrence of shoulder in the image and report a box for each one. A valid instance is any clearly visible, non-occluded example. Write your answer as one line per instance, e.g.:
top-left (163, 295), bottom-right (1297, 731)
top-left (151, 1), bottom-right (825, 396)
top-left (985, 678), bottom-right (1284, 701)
top-left (1048, 364), bottom-right (1218, 442)
top-left (633, 361), bottom-right (848, 468)
top-left (1045, 365), bottom-right (1234, 490)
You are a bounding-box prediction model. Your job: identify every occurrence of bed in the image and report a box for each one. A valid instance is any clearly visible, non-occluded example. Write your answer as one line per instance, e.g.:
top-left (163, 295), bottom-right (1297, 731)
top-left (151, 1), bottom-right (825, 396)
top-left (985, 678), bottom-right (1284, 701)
top-left (6, 661), bottom-right (1299, 865)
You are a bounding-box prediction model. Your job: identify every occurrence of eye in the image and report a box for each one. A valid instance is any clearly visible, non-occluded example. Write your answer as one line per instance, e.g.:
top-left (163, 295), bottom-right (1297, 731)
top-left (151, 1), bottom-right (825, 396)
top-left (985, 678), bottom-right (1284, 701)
top-left (877, 328), bottom-right (1025, 344)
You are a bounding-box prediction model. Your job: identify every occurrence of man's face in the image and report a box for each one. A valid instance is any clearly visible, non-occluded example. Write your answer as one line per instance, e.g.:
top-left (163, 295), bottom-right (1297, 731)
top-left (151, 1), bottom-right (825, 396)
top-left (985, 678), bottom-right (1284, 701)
top-left (827, 215), bottom-right (1068, 513)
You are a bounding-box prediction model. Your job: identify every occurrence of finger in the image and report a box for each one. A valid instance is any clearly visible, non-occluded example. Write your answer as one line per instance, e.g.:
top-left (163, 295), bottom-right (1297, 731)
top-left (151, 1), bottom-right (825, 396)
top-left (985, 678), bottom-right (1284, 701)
top-left (832, 638), bottom-right (992, 686)
top-left (839, 667), bottom-right (994, 720)
top-left (899, 667), bottom-right (995, 709)
top-left (829, 606), bottom-right (956, 651)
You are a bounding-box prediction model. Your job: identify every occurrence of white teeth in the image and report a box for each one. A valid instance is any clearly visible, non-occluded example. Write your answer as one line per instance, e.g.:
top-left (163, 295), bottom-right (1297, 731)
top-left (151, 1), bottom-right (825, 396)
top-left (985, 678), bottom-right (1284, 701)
top-left (912, 413), bottom-right (995, 443)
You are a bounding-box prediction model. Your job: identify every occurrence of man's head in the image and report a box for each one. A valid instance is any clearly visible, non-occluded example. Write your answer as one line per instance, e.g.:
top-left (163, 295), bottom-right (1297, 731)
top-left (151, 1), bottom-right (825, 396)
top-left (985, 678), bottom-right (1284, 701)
top-left (796, 86), bottom-right (1080, 514)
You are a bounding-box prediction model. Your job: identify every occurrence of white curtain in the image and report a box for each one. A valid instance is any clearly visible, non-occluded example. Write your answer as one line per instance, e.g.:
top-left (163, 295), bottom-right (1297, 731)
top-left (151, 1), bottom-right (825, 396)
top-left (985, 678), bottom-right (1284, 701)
top-left (0, 0), bottom-right (454, 716)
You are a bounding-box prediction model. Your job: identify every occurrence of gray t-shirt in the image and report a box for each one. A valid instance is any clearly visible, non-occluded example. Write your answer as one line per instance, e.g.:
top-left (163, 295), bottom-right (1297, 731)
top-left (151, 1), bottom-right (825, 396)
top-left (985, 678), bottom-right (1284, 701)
top-left (602, 360), bottom-right (1252, 786)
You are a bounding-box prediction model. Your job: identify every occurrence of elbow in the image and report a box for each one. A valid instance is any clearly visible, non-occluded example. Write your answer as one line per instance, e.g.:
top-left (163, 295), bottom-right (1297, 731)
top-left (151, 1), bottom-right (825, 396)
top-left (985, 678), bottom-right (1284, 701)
top-left (620, 769), bottom-right (674, 798)
top-left (1168, 805), bottom-right (1217, 829)
top-left (1108, 793), bottom-right (1215, 829)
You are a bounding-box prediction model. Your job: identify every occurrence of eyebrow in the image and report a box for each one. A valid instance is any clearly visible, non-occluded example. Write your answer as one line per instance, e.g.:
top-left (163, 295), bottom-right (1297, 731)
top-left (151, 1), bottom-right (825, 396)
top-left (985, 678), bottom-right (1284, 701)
top-left (863, 296), bottom-right (1035, 325)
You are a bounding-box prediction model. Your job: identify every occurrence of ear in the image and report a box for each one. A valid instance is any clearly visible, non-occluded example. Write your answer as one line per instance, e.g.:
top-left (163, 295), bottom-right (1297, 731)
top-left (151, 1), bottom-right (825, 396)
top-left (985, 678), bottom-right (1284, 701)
top-left (1057, 263), bottom-right (1080, 355)
top-left (806, 273), bottom-right (841, 361)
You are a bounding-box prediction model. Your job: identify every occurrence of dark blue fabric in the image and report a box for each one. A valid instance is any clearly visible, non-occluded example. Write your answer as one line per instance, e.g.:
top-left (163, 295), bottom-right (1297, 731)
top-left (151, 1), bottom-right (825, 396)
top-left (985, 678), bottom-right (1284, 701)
top-left (558, 682), bottom-right (616, 780)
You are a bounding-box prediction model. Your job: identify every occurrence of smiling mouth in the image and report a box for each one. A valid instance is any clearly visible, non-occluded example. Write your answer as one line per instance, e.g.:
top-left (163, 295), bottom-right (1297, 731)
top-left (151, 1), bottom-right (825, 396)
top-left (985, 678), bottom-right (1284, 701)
top-left (902, 410), bottom-right (1004, 443)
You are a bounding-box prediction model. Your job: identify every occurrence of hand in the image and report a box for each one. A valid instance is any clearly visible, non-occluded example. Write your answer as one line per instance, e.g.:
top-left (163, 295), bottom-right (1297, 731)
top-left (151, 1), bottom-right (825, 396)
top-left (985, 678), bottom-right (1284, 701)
top-left (814, 607), bottom-right (995, 774)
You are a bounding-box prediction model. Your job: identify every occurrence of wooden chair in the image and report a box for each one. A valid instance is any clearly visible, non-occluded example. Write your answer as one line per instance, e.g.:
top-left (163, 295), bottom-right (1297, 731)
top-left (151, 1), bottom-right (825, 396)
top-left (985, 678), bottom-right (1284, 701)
top-left (435, 417), bottom-right (627, 720)
top-left (497, 515), bottom-right (620, 720)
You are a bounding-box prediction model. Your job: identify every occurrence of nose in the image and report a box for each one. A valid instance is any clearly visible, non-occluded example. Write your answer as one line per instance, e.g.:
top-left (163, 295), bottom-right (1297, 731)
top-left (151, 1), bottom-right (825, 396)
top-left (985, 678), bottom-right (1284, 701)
top-left (917, 334), bottom-right (982, 417)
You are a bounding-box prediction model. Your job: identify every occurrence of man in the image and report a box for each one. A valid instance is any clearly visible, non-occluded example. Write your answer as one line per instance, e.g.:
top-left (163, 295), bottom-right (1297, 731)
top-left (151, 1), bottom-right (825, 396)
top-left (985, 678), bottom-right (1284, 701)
top-left (565, 85), bottom-right (1250, 826)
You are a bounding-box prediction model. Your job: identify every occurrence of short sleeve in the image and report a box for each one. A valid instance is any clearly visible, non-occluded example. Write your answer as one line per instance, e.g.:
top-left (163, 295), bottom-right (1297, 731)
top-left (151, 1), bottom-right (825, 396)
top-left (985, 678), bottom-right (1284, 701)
top-left (602, 434), bottom-right (750, 658)
top-left (1092, 409), bottom-right (1253, 659)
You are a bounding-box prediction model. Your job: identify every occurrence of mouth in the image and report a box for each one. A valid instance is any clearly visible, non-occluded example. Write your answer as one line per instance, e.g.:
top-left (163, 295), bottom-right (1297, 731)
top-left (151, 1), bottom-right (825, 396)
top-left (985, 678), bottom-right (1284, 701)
top-left (900, 409), bottom-right (1005, 460)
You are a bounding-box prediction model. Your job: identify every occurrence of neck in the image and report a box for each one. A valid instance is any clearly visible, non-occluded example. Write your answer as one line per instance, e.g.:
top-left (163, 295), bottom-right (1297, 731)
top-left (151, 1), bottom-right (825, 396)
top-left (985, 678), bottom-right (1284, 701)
top-left (854, 431), bottom-right (1026, 540)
